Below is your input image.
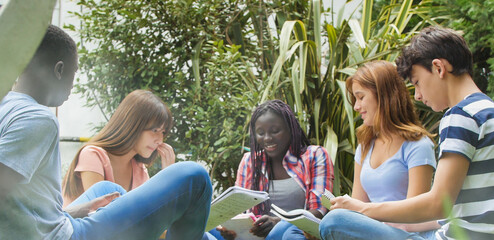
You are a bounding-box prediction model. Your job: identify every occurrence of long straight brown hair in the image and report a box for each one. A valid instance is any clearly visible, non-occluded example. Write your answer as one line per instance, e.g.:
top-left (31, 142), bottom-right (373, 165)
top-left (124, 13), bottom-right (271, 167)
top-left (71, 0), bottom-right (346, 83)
top-left (62, 89), bottom-right (173, 201)
top-left (346, 61), bottom-right (434, 159)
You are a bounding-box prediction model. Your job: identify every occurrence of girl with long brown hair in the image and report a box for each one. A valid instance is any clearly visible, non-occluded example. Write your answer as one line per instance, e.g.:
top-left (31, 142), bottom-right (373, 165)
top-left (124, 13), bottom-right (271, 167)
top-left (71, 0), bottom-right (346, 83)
top-left (62, 89), bottom-right (175, 206)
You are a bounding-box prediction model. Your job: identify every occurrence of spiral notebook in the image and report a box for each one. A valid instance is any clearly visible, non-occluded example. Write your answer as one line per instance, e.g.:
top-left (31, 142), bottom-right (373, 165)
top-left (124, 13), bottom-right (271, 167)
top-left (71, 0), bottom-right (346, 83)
top-left (269, 204), bottom-right (321, 239)
top-left (205, 186), bottom-right (269, 231)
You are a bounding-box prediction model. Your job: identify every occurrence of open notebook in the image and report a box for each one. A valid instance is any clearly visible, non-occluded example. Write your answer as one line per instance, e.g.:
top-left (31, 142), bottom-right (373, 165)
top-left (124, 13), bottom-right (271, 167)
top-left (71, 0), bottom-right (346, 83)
top-left (205, 186), bottom-right (269, 231)
top-left (320, 188), bottom-right (335, 209)
top-left (270, 204), bottom-right (321, 239)
top-left (220, 213), bottom-right (264, 240)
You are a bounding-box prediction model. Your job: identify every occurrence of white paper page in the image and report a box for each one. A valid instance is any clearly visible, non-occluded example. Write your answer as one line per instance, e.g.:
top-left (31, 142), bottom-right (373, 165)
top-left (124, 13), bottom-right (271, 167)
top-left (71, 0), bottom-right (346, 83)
top-left (221, 214), bottom-right (263, 240)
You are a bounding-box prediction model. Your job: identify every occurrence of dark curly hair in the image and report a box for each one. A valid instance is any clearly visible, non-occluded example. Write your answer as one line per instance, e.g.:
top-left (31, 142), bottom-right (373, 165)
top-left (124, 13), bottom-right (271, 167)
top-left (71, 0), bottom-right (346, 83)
top-left (27, 24), bottom-right (77, 71)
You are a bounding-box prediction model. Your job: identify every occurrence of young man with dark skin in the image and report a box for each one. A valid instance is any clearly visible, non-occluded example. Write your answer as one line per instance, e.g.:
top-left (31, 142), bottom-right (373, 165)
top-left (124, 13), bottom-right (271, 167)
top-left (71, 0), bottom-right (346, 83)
top-left (0, 24), bottom-right (213, 240)
top-left (319, 26), bottom-right (494, 240)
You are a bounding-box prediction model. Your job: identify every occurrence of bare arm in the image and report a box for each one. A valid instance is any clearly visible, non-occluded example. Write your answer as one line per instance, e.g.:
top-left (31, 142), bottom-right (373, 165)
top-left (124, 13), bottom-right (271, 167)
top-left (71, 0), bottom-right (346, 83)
top-left (80, 171), bottom-right (105, 191)
top-left (406, 165), bottom-right (434, 198)
top-left (331, 152), bottom-right (469, 223)
top-left (386, 165), bottom-right (441, 232)
top-left (351, 161), bottom-right (370, 202)
top-left (0, 163), bottom-right (23, 202)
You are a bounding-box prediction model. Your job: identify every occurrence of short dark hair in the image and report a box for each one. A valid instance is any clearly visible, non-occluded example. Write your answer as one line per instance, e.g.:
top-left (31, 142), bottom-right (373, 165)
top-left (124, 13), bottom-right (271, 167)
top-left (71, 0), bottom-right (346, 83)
top-left (27, 25), bottom-right (77, 70)
top-left (396, 26), bottom-right (473, 81)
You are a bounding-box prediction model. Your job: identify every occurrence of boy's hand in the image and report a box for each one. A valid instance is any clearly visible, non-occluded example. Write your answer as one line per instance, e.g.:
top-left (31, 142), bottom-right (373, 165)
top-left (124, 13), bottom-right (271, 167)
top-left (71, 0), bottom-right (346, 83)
top-left (250, 215), bottom-right (280, 237)
top-left (157, 143), bottom-right (176, 169)
top-left (63, 192), bottom-right (120, 218)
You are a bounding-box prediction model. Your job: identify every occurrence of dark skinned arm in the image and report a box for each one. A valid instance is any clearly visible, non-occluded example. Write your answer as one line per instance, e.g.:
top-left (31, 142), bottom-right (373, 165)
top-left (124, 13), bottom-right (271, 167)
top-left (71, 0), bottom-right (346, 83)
top-left (0, 163), bottom-right (23, 206)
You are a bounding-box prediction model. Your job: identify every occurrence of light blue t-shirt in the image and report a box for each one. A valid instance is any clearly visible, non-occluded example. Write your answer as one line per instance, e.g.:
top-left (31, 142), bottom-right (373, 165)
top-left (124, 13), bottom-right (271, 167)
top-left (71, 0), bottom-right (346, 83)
top-left (0, 92), bottom-right (72, 239)
top-left (356, 136), bottom-right (436, 203)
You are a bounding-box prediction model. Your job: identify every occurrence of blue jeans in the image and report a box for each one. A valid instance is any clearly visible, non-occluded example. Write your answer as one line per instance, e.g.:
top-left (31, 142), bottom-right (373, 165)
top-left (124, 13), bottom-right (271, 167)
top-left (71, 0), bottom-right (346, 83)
top-left (319, 209), bottom-right (436, 240)
top-left (208, 219), bottom-right (306, 240)
top-left (267, 220), bottom-right (307, 240)
top-left (66, 161), bottom-right (213, 240)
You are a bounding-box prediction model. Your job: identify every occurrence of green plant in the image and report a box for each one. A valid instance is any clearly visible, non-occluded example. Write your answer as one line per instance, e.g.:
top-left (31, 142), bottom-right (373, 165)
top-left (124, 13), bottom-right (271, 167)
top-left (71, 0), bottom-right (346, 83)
top-left (71, 0), bottom-right (265, 192)
top-left (256, 0), bottom-right (444, 195)
top-left (71, 0), bottom-right (446, 194)
top-left (441, 195), bottom-right (470, 240)
top-left (431, 0), bottom-right (494, 98)
top-left (187, 40), bottom-right (257, 190)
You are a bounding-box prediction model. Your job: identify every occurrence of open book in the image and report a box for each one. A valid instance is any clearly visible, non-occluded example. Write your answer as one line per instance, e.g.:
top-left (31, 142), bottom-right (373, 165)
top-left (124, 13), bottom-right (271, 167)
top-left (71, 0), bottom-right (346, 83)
top-left (320, 188), bottom-right (335, 209)
top-left (270, 204), bottom-right (321, 239)
top-left (205, 186), bottom-right (269, 231)
top-left (319, 189), bottom-right (350, 210)
top-left (220, 213), bottom-right (264, 240)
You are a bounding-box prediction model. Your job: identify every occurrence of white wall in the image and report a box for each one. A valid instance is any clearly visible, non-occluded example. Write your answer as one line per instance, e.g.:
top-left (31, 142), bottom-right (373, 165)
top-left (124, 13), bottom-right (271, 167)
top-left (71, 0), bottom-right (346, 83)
top-left (51, 0), bottom-right (106, 174)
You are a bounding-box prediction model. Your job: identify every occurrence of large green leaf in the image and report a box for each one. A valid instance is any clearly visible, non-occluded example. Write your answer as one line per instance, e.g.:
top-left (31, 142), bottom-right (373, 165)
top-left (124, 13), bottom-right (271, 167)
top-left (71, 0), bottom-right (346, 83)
top-left (361, 0), bottom-right (373, 41)
top-left (337, 79), bottom-right (355, 148)
top-left (349, 19), bottom-right (366, 48)
top-left (0, 0), bottom-right (57, 99)
top-left (323, 126), bottom-right (338, 166)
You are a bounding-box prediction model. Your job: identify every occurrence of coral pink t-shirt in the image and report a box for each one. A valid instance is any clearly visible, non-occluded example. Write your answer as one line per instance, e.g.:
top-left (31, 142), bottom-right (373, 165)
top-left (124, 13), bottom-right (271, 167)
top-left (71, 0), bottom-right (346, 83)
top-left (63, 145), bottom-right (149, 207)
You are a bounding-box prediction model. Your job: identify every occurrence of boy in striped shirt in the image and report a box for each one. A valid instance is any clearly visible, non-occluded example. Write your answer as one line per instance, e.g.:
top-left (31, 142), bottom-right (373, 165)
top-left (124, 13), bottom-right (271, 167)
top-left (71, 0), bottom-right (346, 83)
top-left (320, 26), bottom-right (494, 240)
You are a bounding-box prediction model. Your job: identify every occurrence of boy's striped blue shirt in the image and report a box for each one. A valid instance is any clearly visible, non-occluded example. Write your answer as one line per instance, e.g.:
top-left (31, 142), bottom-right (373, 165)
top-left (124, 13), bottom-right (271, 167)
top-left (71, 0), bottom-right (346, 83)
top-left (436, 92), bottom-right (494, 240)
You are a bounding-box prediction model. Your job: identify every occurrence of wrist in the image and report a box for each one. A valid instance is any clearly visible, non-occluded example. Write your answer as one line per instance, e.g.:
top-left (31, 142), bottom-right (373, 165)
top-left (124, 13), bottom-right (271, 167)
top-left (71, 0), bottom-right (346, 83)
top-left (64, 205), bottom-right (89, 218)
top-left (403, 224), bottom-right (410, 232)
top-left (361, 202), bottom-right (374, 218)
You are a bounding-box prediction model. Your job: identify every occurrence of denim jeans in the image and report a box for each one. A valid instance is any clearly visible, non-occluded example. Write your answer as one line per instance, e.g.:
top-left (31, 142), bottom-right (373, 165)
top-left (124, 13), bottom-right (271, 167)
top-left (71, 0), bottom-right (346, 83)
top-left (208, 219), bottom-right (307, 240)
top-left (319, 209), bottom-right (436, 240)
top-left (66, 161), bottom-right (213, 240)
top-left (267, 220), bottom-right (307, 240)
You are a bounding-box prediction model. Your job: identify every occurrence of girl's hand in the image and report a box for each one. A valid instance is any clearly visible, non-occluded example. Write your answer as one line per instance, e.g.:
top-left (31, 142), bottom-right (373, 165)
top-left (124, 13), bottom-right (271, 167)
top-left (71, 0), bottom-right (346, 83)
top-left (157, 143), bottom-right (175, 169)
top-left (304, 231), bottom-right (319, 240)
top-left (250, 215), bottom-right (280, 237)
top-left (216, 226), bottom-right (237, 240)
top-left (330, 195), bottom-right (366, 213)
